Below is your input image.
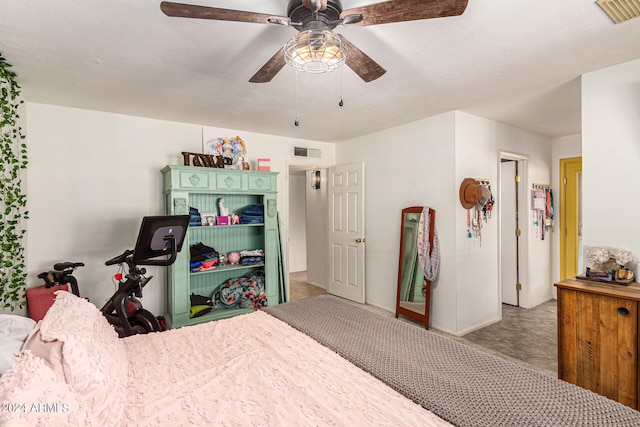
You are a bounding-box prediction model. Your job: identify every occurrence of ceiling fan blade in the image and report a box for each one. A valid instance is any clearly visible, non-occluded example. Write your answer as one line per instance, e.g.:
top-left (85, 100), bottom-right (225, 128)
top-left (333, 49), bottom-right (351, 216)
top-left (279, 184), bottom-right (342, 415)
top-left (337, 35), bottom-right (386, 82)
top-left (160, 1), bottom-right (288, 25)
top-left (249, 48), bottom-right (286, 83)
top-left (342, 0), bottom-right (468, 27)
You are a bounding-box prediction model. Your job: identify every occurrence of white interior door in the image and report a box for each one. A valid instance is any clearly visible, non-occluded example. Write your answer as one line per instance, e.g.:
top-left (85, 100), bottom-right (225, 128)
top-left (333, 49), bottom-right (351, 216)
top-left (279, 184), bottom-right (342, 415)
top-left (327, 163), bottom-right (365, 303)
top-left (500, 160), bottom-right (518, 306)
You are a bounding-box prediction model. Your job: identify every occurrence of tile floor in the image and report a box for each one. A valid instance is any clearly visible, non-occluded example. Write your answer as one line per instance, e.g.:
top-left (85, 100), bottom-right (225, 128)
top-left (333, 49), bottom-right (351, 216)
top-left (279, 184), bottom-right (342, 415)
top-left (288, 271), bottom-right (327, 301)
top-left (460, 300), bottom-right (558, 375)
top-left (288, 272), bottom-right (558, 375)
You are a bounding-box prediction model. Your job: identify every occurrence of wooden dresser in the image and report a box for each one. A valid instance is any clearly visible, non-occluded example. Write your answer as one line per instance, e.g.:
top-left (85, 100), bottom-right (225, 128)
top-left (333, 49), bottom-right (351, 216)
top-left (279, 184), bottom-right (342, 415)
top-left (555, 278), bottom-right (640, 409)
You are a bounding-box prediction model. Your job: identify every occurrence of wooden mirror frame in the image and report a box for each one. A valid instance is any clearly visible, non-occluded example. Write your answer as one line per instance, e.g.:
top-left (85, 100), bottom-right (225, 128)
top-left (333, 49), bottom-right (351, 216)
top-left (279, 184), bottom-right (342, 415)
top-left (395, 206), bottom-right (435, 329)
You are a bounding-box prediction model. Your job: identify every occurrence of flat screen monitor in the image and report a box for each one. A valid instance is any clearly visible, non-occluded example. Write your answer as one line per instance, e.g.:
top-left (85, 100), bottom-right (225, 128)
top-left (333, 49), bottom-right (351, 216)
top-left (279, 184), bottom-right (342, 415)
top-left (132, 215), bottom-right (190, 265)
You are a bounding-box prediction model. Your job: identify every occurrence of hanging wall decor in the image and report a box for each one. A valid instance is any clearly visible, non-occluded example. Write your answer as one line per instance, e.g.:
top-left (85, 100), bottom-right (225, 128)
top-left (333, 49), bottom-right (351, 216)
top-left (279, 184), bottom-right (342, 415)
top-left (531, 183), bottom-right (554, 240)
top-left (460, 178), bottom-right (481, 241)
top-left (184, 134), bottom-right (249, 169)
top-left (0, 52), bottom-right (28, 310)
top-left (460, 178), bottom-right (494, 247)
top-left (459, 178), bottom-right (482, 209)
top-left (475, 180), bottom-right (495, 222)
top-left (203, 136), bottom-right (247, 167)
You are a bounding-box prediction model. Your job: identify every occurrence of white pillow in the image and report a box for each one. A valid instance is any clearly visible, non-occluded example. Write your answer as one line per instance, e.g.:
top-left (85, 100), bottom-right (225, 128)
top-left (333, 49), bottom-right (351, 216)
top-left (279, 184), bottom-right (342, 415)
top-left (0, 314), bottom-right (36, 375)
top-left (22, 291), bottom-right (128, 427)
top-left (0, 314), bottom-right (36, 340)
top-left (0, 350), bottom-right (91, 426)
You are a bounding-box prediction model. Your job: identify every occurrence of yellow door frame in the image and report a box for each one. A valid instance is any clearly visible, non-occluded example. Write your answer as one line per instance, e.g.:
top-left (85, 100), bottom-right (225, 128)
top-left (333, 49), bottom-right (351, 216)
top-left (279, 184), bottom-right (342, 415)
top-left (559, 157), bottom-right (582, 280)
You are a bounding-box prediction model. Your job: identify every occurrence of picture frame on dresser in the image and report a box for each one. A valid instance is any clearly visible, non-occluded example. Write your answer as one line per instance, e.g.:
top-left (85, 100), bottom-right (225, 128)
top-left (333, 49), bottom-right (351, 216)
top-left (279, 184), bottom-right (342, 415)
top-left (199, 212), bottom-right (217, 226)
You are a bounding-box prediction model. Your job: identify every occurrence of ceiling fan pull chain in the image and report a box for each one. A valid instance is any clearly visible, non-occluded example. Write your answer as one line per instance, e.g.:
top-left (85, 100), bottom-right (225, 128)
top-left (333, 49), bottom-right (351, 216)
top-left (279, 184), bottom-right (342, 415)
top-left (295, 70), bottom-right (300, 126)
top-left (338, 66), bottom-right (344, 107)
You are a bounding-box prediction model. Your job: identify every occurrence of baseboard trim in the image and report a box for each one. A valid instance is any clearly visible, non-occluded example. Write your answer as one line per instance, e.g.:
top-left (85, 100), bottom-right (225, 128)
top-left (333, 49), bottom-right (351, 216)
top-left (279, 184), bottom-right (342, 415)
top-left (304, 280), bottom-right (326, 290)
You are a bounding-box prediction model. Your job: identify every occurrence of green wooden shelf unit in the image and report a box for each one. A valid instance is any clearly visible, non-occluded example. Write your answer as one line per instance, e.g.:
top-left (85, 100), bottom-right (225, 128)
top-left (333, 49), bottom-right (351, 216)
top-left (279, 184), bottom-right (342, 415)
top-left (162, 165), bottom-right (280, 328)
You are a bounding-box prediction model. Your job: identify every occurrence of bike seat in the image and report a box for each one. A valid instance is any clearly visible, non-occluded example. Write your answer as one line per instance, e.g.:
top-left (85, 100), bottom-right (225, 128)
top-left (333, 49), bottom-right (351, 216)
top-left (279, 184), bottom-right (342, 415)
top-left (54, 262), bottom-right (85, 271)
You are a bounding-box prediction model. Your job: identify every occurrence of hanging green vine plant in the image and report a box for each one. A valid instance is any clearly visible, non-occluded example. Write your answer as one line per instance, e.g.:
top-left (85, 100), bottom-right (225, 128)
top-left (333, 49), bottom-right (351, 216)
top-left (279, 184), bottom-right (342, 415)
top-left (0, 52), bottom-right (28, 311)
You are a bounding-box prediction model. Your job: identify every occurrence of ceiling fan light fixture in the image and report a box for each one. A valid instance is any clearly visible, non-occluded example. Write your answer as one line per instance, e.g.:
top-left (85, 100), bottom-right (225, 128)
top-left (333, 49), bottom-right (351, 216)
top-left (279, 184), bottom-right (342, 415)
top-left (284, 29), bottom-right (348, 74)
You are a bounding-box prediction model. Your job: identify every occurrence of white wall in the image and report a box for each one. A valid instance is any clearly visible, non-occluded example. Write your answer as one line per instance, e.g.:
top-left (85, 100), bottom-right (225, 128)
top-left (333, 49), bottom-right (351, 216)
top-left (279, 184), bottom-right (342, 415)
top-left (337, 113), bottom-right (459, 331)
top-left (25, 103), bottom-right (335, 315)
top-left (288, 173), bottom-right (307, 272)
top-left (337, 111), bottom-right (552, 335)
top-left (26, 103), bottom-right (199, 315)
top-left (550, 133), bottom-right (582, 286)
top-left (454, 112), bottom-right (553, 334)
top-left (582, 58), bottom-right (640, 277)
top-left (22, 101), bottom-right (555, 334)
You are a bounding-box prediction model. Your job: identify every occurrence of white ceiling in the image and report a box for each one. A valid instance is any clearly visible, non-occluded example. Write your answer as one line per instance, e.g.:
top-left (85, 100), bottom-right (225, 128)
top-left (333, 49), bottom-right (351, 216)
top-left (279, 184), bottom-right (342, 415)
top-left (1, 0), bottom-right (639, 143)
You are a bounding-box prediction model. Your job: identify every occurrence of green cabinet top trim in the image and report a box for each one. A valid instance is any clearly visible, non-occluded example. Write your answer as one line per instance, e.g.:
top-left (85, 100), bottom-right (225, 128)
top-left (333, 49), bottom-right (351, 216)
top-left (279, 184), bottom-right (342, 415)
top-left (162, 165), bottom-right (278, 194)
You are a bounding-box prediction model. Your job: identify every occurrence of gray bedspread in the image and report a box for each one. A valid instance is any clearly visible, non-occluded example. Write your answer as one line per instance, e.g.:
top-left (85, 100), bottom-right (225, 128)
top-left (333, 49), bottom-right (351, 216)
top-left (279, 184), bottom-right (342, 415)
top-left (264, 295), bottom-right (640, 427)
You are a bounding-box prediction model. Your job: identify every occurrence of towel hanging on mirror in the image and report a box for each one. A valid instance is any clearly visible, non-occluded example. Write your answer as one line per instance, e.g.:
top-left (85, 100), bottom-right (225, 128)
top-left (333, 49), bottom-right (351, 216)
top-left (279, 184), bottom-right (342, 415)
top-left (417, 206), bottom-right (440, 281)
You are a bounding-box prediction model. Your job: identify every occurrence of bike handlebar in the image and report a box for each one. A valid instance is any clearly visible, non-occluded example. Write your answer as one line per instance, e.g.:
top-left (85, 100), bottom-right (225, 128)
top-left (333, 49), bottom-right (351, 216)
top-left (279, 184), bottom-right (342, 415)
top-left (134, 250), bottom-right (178, 266)
top-left (37, 271), bottom-right (54, 287)
top-left (105, 249), bottom-right (134, 266)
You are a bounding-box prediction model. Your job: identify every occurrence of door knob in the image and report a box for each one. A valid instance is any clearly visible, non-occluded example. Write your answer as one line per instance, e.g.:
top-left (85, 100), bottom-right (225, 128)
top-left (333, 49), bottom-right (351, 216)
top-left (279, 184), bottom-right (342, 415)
top-left (355, 238), bottom-right (366, 243)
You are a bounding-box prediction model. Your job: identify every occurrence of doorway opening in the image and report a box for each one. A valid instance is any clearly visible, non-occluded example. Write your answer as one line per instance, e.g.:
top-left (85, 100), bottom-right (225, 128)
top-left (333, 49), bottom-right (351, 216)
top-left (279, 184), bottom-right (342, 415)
top-left (287, 165), bottom-right (328, 301)
top-left (499, 152), bottom-right (530, 309)
top-left (559, 157), bottom-right (582, 280)
top-left (286, 163), bottom-right (366, 304)
top-left (500, 159), bottom-right (520, 307)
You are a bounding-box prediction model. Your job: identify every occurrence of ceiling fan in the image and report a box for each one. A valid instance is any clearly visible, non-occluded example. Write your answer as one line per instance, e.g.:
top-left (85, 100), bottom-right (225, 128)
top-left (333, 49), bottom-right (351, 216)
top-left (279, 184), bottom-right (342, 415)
top-left (160, 0), bottom-right (469, 83)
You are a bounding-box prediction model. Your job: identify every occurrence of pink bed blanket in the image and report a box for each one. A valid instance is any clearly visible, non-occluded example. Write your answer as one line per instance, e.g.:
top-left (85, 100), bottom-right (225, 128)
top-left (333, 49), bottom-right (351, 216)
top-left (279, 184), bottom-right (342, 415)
top-left (121, 311), bottom-right (452, 426)
top-left (0, 292), bottom-right (449, 426)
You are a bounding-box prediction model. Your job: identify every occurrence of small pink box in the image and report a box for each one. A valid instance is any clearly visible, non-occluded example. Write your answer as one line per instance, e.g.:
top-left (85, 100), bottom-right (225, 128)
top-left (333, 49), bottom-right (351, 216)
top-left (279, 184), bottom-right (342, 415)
top-left (216, 216), bottom-right (229, 226)
top-left (258, 158), bottom-right (270, 172)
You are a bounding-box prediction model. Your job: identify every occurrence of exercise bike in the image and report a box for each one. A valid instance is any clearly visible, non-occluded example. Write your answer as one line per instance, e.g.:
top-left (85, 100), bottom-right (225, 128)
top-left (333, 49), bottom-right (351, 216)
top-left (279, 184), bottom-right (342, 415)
top-left (100, 215), bottom-right (189, 337)
top-left (39, 255), bottom-right (160, 337)
top-left (101, 248), bottom-right (164, 337)
top-left (38, 215), bottom-right (189, 338)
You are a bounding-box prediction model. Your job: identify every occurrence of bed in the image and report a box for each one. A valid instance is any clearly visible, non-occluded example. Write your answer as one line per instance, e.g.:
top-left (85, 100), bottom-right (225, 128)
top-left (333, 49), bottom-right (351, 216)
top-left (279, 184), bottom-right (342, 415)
top-left (2, 291), bottom-right (640, 426)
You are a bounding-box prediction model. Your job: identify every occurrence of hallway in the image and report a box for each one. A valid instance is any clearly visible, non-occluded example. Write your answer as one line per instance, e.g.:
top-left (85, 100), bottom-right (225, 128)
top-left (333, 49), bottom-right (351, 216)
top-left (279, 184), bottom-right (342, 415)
top-left (289, 271), bottom-right (327, 301)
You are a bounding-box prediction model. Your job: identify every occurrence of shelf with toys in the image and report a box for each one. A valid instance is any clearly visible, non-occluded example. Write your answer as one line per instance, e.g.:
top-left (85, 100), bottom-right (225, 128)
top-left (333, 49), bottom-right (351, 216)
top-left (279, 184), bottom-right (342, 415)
top-left (162, 165), bottom-right (280, 328)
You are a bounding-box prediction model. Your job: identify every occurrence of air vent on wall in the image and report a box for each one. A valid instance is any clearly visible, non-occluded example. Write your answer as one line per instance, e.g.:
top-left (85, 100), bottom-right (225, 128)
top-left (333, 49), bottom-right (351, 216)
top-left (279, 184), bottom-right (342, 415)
top-left (293, 146), bottom-right (321, 158)
top-left (596, 0), bottom-right (640, 24)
